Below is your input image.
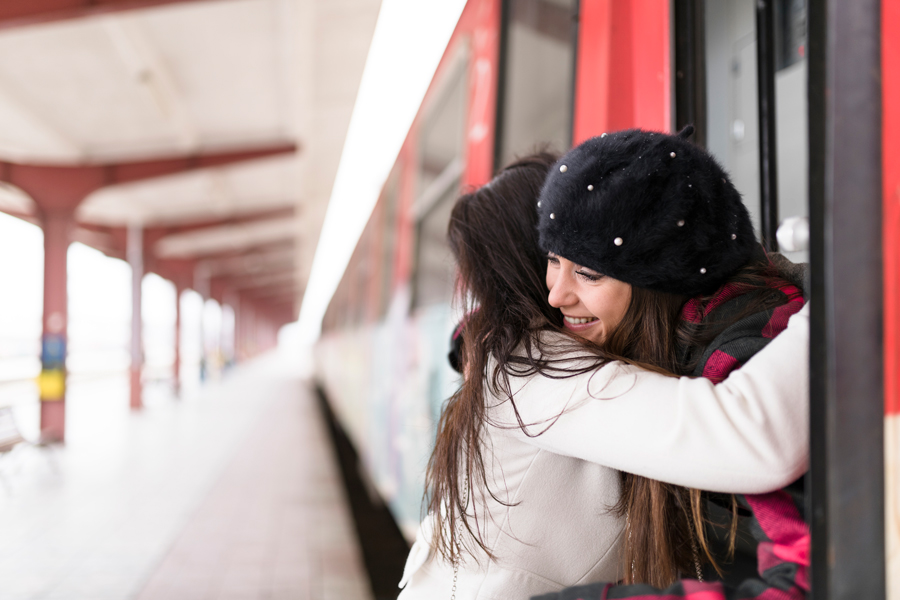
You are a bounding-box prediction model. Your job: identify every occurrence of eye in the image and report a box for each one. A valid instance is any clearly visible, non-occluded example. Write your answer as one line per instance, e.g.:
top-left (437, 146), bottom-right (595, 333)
top-left (547, 255), bottom-right (559, 266)
top-left (576, 270), bottom-right (602, 282)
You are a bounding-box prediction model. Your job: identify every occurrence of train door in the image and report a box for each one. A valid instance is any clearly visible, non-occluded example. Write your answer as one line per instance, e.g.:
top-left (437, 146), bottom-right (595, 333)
top-left (573, 1), bottom-right (891, 597)
top-left (806, 1), bottom-right (888, 597)
top-left (676, 1), bottom-right (889, 597)
top-left (494, 0), bottom-right (579, 165)
top-left (685, 1), bottom-right (889, 598)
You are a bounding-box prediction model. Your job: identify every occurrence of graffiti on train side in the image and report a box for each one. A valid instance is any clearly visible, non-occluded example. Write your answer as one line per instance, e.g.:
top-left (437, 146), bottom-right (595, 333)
top-left (316, 296), bottom-right (460, 539)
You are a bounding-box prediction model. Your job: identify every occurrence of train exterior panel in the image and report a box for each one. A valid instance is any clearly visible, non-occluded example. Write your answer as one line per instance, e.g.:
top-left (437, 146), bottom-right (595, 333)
top-left (316, 0), bottom-right (504, 538)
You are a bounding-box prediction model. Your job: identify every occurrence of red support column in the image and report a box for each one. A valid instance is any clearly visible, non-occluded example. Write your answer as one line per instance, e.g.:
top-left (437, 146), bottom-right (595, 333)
top-left (128, 224), bottom-right (143, 409)
top-left (0, 1), bottom-right (217, 31)
top-left (173, 285), bottom-right (182, 393)
top-left (245, 302), bottom-right (256, 358)
top-left (232, 297), bottom-right (241, 363)
top-left (38, 211), bottom-right (71, 443)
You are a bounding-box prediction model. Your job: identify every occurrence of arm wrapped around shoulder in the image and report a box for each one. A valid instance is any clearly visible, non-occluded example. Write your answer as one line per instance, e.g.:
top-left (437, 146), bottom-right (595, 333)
top-left (495, 304), bottom-right (810, 494)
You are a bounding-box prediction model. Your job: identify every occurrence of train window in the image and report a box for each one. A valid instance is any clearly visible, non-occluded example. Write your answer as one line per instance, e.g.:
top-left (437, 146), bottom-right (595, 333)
top-left (702, 0), bottom-right (808, 261)
top-left (412, 182), bottom-right (461, 310)
top-left (376, 166), bottom-right (401, 319)
top-left (495, 0), bottom-right (578, 168)
top-left (704, 0), bottom-right (762, 233)
top-left (411, 45), bottom-right (468, 310)
top-left (775, 0), bottom-right (806, 71)
top-left (773, 0), bottom-right (807, 263)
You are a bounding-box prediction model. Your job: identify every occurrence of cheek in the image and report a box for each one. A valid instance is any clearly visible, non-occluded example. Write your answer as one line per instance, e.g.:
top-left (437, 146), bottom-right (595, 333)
top-left (613, 287), bottom-right (631, 322)
top-left (594, 287), bottom-right (630, 326)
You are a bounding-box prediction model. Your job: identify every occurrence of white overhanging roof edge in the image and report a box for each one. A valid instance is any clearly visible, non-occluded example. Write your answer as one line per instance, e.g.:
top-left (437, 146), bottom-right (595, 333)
top-left (294, 0), bottom-right (468, 345)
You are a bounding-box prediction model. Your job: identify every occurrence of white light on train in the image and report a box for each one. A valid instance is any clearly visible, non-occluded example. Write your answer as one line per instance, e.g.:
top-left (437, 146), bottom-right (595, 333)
top-left (296, 0), bottom-right (467, 345)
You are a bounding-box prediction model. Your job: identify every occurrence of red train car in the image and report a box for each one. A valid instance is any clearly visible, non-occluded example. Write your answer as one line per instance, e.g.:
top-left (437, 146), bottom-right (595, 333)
top-left (315, 1), bottom-right (897, 597)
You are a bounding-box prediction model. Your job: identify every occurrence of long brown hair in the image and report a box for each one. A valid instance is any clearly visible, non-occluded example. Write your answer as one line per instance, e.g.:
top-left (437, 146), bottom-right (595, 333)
top-left (610, 255), bottom-right (799, 586)
top-left (428, 153), bottom-right (620, 561)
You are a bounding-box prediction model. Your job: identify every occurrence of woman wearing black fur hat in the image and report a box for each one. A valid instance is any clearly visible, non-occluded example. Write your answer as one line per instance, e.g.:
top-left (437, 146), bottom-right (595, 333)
top-left (532, 127), bottom-right (809, 598)
top-left (398, 142), bottom-right (809, 600)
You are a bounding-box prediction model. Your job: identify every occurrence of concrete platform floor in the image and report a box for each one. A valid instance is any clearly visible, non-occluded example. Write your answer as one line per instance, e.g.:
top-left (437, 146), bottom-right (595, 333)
top-left (0, 354), bottom-right (372, 600)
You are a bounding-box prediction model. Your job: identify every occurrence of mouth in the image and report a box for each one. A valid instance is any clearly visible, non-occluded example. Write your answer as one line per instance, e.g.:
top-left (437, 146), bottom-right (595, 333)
top-left (562, 315), bottom-right (599, 332)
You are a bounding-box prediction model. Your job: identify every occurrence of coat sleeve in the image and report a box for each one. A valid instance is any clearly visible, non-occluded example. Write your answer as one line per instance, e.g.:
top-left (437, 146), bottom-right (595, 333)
top-left (491, 304), bottom-right (809, 494)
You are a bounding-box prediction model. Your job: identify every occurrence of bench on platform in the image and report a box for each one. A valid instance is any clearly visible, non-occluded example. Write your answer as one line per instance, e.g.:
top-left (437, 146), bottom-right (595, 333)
top-left (0, 406), bottom-right (24, 454)
top-left (0, 406), bottom-right (33, 492)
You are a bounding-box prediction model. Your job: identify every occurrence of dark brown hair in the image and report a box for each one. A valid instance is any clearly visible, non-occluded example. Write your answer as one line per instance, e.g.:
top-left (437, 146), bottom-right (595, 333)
top-left (428, 152), bottom-right (612, 561)
top-left (608, 257), bottom-right (798, 586)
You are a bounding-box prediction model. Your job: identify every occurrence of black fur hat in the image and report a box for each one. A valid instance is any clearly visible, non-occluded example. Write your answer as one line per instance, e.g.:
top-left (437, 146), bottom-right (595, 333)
top-left (536, 126), bottom-right (756, 296)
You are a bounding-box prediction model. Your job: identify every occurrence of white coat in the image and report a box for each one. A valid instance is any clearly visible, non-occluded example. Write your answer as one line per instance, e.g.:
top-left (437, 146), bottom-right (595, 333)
top-left (398, 304), bottom-right (810, 600)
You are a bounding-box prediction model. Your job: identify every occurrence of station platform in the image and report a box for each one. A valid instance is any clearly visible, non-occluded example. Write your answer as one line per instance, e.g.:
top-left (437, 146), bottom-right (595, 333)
top-left (0, 355), bottom-right (373, 600)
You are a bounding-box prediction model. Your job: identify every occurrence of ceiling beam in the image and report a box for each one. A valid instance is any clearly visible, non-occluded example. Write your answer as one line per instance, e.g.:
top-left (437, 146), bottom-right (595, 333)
top-left (246, 298), bottom-right (295, 327)
top-left (154, 216), bottom-right (297, 259)
top-left (0, 142), bottom-right (297, 213)
top-left (238, 291), bottom-right (295, 316)
top-left (213, 270), bottom-right (298, 294)
top-left (156, 238), bottom-right (295, 264)
top-left (79, 206), bottom-right (295, 237)
top-left (157, 206), bottom-right (296, 235)
top-left (236, 281), bottom-right (300, 301)
top-left (149, 257), bottom-right (195, 290)
top-left (220, 269), bottom-right (296, 292)
top-left (108, 142), bottom-right (299, 187)
top-left (71, 226), bottom-right (118, 256)
top-left (0, 1), bottom-right (217, 31)
top-left (203, 253), bottom-right (295, 278)
top-left (245, 285), bottom-right (302, 302)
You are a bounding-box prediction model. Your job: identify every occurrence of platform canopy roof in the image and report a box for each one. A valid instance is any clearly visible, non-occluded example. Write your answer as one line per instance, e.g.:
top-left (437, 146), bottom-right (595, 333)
top-left (0, 0), bottom-right (382, 326)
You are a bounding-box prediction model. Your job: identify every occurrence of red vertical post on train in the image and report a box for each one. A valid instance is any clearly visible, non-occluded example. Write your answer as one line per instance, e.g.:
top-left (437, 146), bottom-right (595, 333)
top-left (573, 0), bottom-right (670, 143)
top-left (881, 1), bottom-right (899, 592)
top-left (463, 0), bottom-right (501, 189)
top-left (883, 0), bottom-right (900, 419)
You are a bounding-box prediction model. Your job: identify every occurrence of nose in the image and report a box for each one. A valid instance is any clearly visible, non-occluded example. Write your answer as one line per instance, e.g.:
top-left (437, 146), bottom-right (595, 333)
top-left (547, 267), bottom-right (575, 308)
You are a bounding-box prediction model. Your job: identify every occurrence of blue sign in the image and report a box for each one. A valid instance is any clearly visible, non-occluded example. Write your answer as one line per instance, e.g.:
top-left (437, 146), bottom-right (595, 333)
top-left (41, 334), bottom-right (66, 369)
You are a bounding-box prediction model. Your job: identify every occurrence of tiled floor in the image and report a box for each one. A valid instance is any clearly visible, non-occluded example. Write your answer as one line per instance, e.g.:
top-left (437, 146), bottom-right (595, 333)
top-left (0, 354), bottom-right (372, 600)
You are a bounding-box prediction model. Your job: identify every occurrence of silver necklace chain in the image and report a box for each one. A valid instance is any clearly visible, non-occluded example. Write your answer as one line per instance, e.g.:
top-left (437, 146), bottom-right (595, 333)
top-left (626, 510), bottom-right (635, 583)
top-left (690, 528), bottom-right (704, 582)
top-left (450, 475), bottom-right (469, 600)
top-left (627, 510), bottom-right (704, 583)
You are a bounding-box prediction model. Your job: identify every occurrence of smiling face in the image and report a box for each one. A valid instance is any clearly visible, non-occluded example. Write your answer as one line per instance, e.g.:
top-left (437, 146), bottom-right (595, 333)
top-left (545, 253), bottom-right (632, 344)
